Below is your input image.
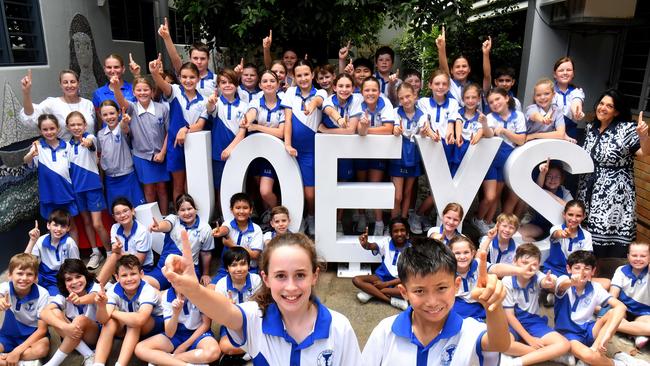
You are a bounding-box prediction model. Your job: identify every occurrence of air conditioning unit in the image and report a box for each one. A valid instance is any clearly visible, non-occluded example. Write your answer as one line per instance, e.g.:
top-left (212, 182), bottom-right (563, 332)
top-left (542, 0), bottom-right (637, 26)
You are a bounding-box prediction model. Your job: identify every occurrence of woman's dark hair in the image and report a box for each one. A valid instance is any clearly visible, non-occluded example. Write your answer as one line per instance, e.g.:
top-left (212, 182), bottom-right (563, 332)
top-left (593, 88), bottom-right (631, 123)
top-left (56, 259), bottom-right (97, 297)
top-left (68, 14), bottom-right (106, 86)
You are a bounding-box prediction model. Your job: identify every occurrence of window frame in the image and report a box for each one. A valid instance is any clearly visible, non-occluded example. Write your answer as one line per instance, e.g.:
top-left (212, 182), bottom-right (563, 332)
top-left (0, 0), bottom-right (47, 66)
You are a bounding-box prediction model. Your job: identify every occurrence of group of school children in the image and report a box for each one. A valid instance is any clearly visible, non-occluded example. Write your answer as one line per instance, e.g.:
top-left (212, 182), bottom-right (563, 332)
top-left (9, 16), bottom-right (650, 365)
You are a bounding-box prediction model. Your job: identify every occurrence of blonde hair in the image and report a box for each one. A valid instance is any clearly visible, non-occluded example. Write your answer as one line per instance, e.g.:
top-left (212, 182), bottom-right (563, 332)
top-left (9, 253), bottom-right (39, 274)
top-left (495, 213), bottom-right (520, 230)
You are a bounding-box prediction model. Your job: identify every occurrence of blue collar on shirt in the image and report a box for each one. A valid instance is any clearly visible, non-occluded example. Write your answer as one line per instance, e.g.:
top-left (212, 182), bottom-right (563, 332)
top-left (220, 94), bottom-right (241, 120)
top-left (459, 260), bottom-right (479, 292)
top-left (388, 240), bottom-right (410, 266)
top-left (181, 216), bottom-right (200, 231)
top-left (39, 138), bottom-right (67, 161)
top-left (114, 280), bottom-right (146, 311)
top-left (459, 107), bottom-right (479, 127)
top-left (362, 97), bottom-right (386, 120)
top-left (492, 237), bottom-right (516, 263)
top-left (260, 95), bottom-right (282, 121)
top-left (180, 86), bottom-right (204, 110)
top-left (374, 71), bottom-right (388, 90)
top-left (429, 96), bottom-right (449, 109)
top-left (397, 106), bottom-right (424, 129)
top-left (570, 281), bottom-right (594, 312)
top-left (511, 274), bottom-right (537, 303)
top-left (621, 264), bottom-right (649, 287)
top-left (491, 110), bottom-right (517, 127)
top-left (239, 85), bottom-right (261, 99)
top-left (229, 219), bottom-right (255, 245)
top-left (561, 224), bottom-right (585, 252)
top-left (262, 297), bottom-right (332, 349)
top-left (296, 86), bottom-right (318, 111)
top-left (117, 221), bottom-right (138, 252)
top-left (166, 286), bottom-right (190, 315)
top-left (226, 273), bottom-right (253, 303)
top-left (391, 307), bottom-right (463, 351)
top-left (43, 234), bottom-right (70, 261)
top-left (438, 226), bottom-right (460, 244)
top-left (554, 83), bottom-right (575, 105)
top-left (9, 282), bottom-right (40, 311)
top-left (69, 132), bottom-right (90, 154)
top-left (353, 86), bottom-right (361, 94)
top-left (199, 69), bottom-right (215, 89)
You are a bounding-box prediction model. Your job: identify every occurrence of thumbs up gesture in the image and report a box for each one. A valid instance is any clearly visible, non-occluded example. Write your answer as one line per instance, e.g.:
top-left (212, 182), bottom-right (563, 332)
top-left (28, 220), bottom-right (40, 241)
top-left (471, 250), bottom-right (506, 311)
top-left (0, 293), bottom-right (11, 311)
top-left (262, 29), bottom-right (272, 50)
top-left (637, 111), bottom-right (648, 141)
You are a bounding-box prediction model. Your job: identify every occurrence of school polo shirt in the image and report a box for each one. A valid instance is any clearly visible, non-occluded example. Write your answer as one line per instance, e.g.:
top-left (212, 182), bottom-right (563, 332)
top-left (227, 299), bottom-right (361, 365)
top-left (486, 110), bottom-right (527, 148)
top-left (50, 281), bottom-right (102, 321)
top-left (321, 94), bottom-right (363, 128)
top-left (125, 101), bottom-right (169, 160)
top-left (0, 282), bottom-right (49, 337)
top-left (163, 214), bottom-right (213, 265)
top-left (30, 138), bottom-right (75, 204)
top-left (107, 280), bottom-right (163, 316)
top-left (503, 273), bottom-right (547, 316)
top-left (351, 95), bottom-right (396, 128)
top-left (248, 95), bottom-right (286, 128)
top-left (361, 308), bottom-right (499, 366)
top-left (281, 86), bottom-right (327, 153)
top-left (554, 277), bottom-right (610, 328)
top-left (163, 287), bottom-right (202, 331)
top-left (373, 238), bottom-right (410, 280)
top-left (97, 125), bottom-right (134, 177)
top-left (110, 220), bottom-right (154, 269)
top-left (31, 234), bottom-right (80, 284)
top-left (92, 81), bottom-right (136, 108)
top-left (68, 134), bottom-right (102, 192)
top-left (543, 224), bottom-right (592, 277)
top-left (211, 95), bottom-right (248, 161)
top-left (524, 104), bottom-right (564, 134)
top-left (223, 220), bottom-right (264, 269)
top-left (416, 96), bottom-right (460, 135)
top-left (215, 273), bottom-right (262, 304)
top-left (611, 264), bottom-right (650, 316)
top-left (484, 237), bottom-right (517, 265)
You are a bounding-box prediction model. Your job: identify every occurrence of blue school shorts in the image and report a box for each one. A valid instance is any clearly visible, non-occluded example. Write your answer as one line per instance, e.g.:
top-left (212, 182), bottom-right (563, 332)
top-left (509, 311), bottom-right (554, 341)
top-left (75, 188), bottom-right (106, 213)
top-left (105, 171), bottom-right (145, 208)
top-left (374, 264), bottom-right (397, 283)
top-left (388, 161), bottom-right (421, 177)
top-left (485, 143), bottom-right (514, 182)
top-left (355, 159), bottom-right (387, 172)
top-left (0, 332), bottom-right (30, 353)
top-left (166, 143), bottom-right (185, 173)
top-left (212, 159), bottom-right (225, 188)
top-left (296, 152), bottom-right (315, 187)
top-left (133, 156), bottom-right (170, 184)
top-left (452, 298), bottom-right (486, 321)
top-left (147, 266), bottom-right (171, 291)
top-left (40, 201), bottom-right (79, 220)
top-left (142, 315), bottom-right (165, 339)
top-left (169, 327), bottom-right (214, 350)
top-left (338, 159), bottom-right (355, 180)
top-left (251, 158), bottom-right (276, 179)
top-left (560, 320), bottom-right (596, 346)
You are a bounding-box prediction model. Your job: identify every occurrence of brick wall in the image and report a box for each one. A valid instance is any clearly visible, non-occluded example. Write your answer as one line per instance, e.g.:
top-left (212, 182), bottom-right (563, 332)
top-left (636, 154), bottom-right (650, 243)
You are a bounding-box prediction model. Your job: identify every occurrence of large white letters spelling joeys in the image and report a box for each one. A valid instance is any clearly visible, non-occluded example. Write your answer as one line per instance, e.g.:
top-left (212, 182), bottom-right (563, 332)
top-left (185, 132), bottom-right (214, 223)
top-left (504, 139), bottom-right (594, 225)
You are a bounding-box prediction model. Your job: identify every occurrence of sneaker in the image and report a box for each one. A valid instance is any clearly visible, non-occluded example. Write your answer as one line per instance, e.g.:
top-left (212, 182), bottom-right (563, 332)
top-left (390, 297), bottom-right (408, 311)
top-left (17, 361), bottom-right (41, 366)
top-left (82, 354), bottom-right (95, 366)
top-left (306, 215), bottom-right (315, 236)
top-left (473, 218), bottom-right (490, 235)
top-left (383, 224), bottom-right (390, 236)
top-left (421, 215), bottom-right (433, 232)
top-left (148, 363), bottom-right (155, 366)
top-left (357, 291), bottom-right (372, 303)
top-left (336, 221), bottom-right (343, 233)
top-left (86, 252), bottom-right (103, 270)
top-left (408, 213), bottom-right (423, 234)
top-left (373, 221), bottom-right (384, 236)
top-left (545, 293), bottom-right (555, 306)
top-left (615, 352), bottom-right (650, 365)
top-left (636, 335), bottom-right (649, 349)
top-left (355, 214), bottom-right (367, 233)
top-left (552, 353), bottom-right (576, 366)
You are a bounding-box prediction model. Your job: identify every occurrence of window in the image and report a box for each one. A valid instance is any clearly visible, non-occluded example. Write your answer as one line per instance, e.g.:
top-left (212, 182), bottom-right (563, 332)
top-left (109, 0), bottom-right (143, 41)
top-left (0, 0), bottom-right (46, 66)
top-left (168, 8), bottom-right (199, 45)
top-left (616, 2), bottom-right (650, 113)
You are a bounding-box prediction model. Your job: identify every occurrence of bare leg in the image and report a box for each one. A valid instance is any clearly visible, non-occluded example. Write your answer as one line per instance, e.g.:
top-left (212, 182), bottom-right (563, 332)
top-left (391, 177), bottom-right (404, 218)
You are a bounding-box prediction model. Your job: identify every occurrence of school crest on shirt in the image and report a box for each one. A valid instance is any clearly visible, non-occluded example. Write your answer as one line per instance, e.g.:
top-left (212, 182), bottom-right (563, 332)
top-left (25, 301), bottom-right (35, 311)
top-left (442, 344), bottom-right (457, 366)
top-left (157, 117), bottom-right (164, 125)
top-left (317, 349), bottom-right (334, 366)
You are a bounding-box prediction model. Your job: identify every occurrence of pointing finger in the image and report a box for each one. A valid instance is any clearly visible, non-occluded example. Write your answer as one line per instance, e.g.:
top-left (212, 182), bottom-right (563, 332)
top-left (34, 220), bottom-right (38, 229)
top-left (180, 230), bottom-right (193, 263)
top-left (346, 39), bottom-right (351, 49)
top-left (269, 29), bottom-right (272, 39)
top-left (477, 250), bottom-right (488, 287)
top-left (442, 25), bottom-right (445, 37)
top-left (157, 53), bottom-right (162, 62)
top-left (27, 69), bottom-right (32, 80)
top-left (164, 17), bottom-right (168, 28)
top-left (639, 111), bottom-right (644, 125)
top-left (129, 53), bottom-right (134, 64)
top-left (395, 68), bottom-right (400, 77)
top-left (239, 57), bottom-right (244, 66)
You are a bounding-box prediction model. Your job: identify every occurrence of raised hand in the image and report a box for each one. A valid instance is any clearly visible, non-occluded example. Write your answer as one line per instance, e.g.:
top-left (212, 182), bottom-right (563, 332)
top-left (637, 111), bottom-right (648, 140)
top-left (482, 36), bottom-right (492, 55)
top-left (0, 293), bottom-right (10, 311)
top-left (171, 293), bottom-right (184, 314)
top-left (388, 69), bottom-right (400, 84)
top-left (149, 217), bottom-right (160, 232)
top-left (358, 227), bottom-right (369, 249)
top-left (95, 285), bottom-right (107, 305)
top-left (109, 75), bottom-right (120, 89)
top-left (158, 17), bottom-right (170, 40)
top-left (111, 236), bottom-right (123, 255)
top-left (262, 29), bottom-right (272, 50)
top-left (207, 89), bottom-right (218, 109)
top-left (120, 107), bottom-right (131, 125)
top-left (148, 53), bottom-right (163, 74)
top-left (21, 69), bottom-right (32, 93)
top-left (128, 53), bottom-right (141, 76)
top-left (486, 226), bottom-right (497, 240)
top-left (541, 270), bottom-right (555, 289)
top-left (570, 272), bottom-right (585, 287)
top-left (67, 292), bottom-right (81, 305)
top-left (436, 25), bottom-right (446, 49)
top-left (538, 157), bottom-right (549, 175)
top-left (28, 220), bottom-right (40, 241)
top-left (471, 250), bottom-right (506, 312)
top-left (81, 136), bottom-right (93, 148)
top-left (344, 59), bottom-right (354, 75)
top-left (162, 230), bottom-right (200, 295)
top-left (234, 58), bottom-right (245, 75)
top-left (30, 140), bottom-right (39, 158)
top-left (339, 40), bottom-right (351, 61)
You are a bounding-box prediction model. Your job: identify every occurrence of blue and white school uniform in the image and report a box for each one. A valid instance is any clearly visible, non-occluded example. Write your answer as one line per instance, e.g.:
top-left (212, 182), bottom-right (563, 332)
top-left (554, 278), bottom-right (610, 345)
top-left (351, 95), bottom-right (396, 171)
top-left (50, 281), bottom-right (102, 322)
top-left (553, 84), bottom-right (585, 139)
top-left (247, 94), bottom-right (285, 178)
top-left (97, 125), bottom-right (145, 208)
top-left (509, 91), bottom-right (522, 113)
top-left (374, 72), bottom-right (391, 98)
top-left (31, 233), bottom-right (80, 295)
top-left (212, 219), bottom-right (264, 283)
top-left (321, 94), bottom-right (363, 180)
top-left (92, 81), bottom-right (136, 109)
top-left (503, 273), bottom-right (554, 341)
top-left (125, 100), bottom-right (170, 184)
top-left (611, 264), bottom-right (650, 317)
top-left (371, 238), bottom-right (410, 282)
top-left (110, 220), bottom-right (154, 271)
top-left (163, 287), bottom-right (214, 350)
top-left (28, 138), bottom-right (79, 218)
top-left (485, 110), bottom-right (526, 182)
top-left (226, 298), bottom-right (361, 365)
top-left (362, 307), bottom-right (499, 366)
top-left (196, 69), bottom-right (217, 99)
top-left (238, 85), bottom-right (262, 104)
top-left (448, 79), bottom-right (467, 107)
top-left (426, 226), bottom-right (460, 245)
top-left (215, 273), bottom-right (262, 305)
top-left (152, 214), bottom-right (214, 290)
top-left (525, 103), bottom-right (564, 136)
top-left (281, 86), bottom-right (328, 186)
top-left (482, 236), bottom-right (517, 265)
top-left (542, 224), bottom-right (593, 277)
top-left (390, 107), bottom-right (426, 177)
top-left (165, 84), bottom-right (208, 172)
top-left (69, 134), bottom-right (106, 212)
top-left (211, 95), bottom-right (248, 188)
top-left (454, 259), bottom-right (487, 321)
top-left (451, 108), bottom-right (483, 176)
top-left (107, 280), bottom-right (164, 337)
top-left (0, 282), bottom-right (49, 352)
top-left (417, 96), bottom-right (461, 171)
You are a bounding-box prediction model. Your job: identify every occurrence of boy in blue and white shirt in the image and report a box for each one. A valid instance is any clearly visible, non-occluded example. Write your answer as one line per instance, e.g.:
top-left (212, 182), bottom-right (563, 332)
top-left (500, 244), bottom-right (571, 366)
top-left (610, 242), bottom-right (650, 349)
top-left (362, 239), bottom-right (508, 365)
top-left (543, 222), bottom-right (593, 278)
top-left (0, 253), bottom-right (50, 364)
top-left (553, 250), bottom-right (635, 365)
top-left (94, 255), bottom-right (164, 366)
top-left (25, 209), bottom-right (80, 295)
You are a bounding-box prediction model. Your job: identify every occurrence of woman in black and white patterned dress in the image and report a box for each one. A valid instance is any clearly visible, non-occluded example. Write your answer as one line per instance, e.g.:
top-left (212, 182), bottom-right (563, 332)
top-left (577, 89), bottom-right (650, 258)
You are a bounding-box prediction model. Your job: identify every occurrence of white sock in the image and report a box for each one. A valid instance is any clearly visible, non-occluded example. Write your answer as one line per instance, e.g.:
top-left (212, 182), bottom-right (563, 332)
top-left (512, 357), bottom-right (523, 366)
top-left (115, 362), bottom-right (122, 366)
top-left (613, 360), bottom-right (624, 366)
top-left (106, 250), bottom-right (112, 257)
top-left (44, 350), bottom-right (68, 366)
top-left (92, 363), bottom-right (105, 366)
top-left (92, 247), bottom-right (101, 255)
top-left (76, 340), bottom-right (94, 357)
